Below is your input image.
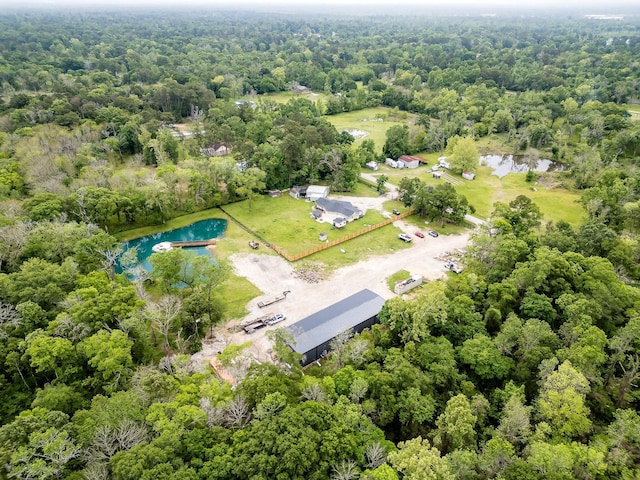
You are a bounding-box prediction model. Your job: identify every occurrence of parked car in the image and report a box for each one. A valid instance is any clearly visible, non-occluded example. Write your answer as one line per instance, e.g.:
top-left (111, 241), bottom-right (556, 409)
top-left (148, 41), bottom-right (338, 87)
top-left (445, 262), bottom-right (463, 274)
top-left (415, 232), bottom-right (425, 238)
top-left (428, 230), bottom-right (439, 238)
top-left (392, 209), bottom-right (401, 215)
top-left (266, 313), bottom-right (286, 326)
top-left (398, 233), bottom-right (413, 242)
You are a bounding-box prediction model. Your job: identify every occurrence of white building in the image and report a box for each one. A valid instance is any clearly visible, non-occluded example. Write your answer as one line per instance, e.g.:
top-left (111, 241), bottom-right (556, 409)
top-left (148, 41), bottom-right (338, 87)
top-left (365, 161), bottom-right (379, 171)
top-left (305, 185), bottom-right (330, 202)
top-left (398, 155), bottom-right (421, 169)
top-left (438, 157), bottom-right (451, 169)
top-left (385, 158), bottom-right (402, 169)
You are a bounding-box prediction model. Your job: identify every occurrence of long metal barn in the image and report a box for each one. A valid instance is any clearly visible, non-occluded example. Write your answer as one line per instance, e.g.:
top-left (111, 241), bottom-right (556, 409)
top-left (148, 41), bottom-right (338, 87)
top-left (286, 289), bottom-right (385, 366)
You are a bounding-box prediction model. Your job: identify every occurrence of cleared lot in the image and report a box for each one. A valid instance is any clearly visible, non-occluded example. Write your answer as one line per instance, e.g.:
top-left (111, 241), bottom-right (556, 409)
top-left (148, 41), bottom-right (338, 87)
top-left (194, 225), bottom-right (470, 366)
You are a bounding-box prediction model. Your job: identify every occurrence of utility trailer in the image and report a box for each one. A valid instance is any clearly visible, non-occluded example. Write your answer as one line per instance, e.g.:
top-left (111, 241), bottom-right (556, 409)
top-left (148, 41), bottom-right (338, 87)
top-left (242, 314), bottom-right (271, 334)
top-left (257, 290), bottom-right (290, 308)
top-left (243, 313), bottom-right (286, 334)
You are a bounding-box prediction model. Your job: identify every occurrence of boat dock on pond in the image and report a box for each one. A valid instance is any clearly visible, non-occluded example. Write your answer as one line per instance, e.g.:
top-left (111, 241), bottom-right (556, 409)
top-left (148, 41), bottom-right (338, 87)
top-left (170, 239), bottom-right (217, 248)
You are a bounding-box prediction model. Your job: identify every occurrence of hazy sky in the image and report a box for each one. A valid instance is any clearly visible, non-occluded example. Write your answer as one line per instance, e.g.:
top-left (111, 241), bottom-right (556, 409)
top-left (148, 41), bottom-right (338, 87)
top-left (8, 0), bottom-right (640, 8)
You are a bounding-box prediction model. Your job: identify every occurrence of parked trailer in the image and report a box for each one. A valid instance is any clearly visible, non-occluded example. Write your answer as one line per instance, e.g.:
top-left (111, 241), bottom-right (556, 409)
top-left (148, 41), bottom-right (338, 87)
top-left (243, 313), bottom-right (287, 334)
top-left (257, 290), bottom-right (291, 308)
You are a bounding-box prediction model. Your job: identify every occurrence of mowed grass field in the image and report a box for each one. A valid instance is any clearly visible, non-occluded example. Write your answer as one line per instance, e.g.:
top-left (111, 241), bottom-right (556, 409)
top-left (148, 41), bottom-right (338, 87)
top-left (624, 103), bottom-right (640, 119)
top-left (325, 108), bottom-right (410, 153)
top-left (222, 194), bottom-right (411, 262)
top-left (368, 163), bottom-right (585, 226)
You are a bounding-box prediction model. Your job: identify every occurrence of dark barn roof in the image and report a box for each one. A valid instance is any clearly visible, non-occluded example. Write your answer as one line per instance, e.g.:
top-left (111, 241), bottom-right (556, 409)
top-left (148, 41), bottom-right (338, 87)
top-left (286, 289), bottom-right (385, 357)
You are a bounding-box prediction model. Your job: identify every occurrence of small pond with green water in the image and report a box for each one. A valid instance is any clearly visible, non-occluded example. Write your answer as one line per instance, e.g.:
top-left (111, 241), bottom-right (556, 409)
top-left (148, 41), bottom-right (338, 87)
top-left (119, 218), bottom-right (227, 273)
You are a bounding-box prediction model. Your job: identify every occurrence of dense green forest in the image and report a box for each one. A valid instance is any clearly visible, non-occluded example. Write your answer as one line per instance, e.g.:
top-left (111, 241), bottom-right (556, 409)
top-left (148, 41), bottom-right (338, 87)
top-left (0, 8), bottom-right (639, 480)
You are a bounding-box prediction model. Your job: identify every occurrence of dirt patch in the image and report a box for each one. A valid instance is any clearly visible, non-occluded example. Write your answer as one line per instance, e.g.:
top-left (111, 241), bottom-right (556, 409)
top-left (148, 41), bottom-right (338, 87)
top-left (293, 261), bottom-right (327, 284)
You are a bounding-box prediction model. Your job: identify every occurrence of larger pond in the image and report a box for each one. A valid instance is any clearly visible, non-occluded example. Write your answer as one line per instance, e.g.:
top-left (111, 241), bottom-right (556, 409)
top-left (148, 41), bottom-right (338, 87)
top-left (480, 154), bottom-right (560, 178)
top-left (119, 218), bottom-right (227, 273)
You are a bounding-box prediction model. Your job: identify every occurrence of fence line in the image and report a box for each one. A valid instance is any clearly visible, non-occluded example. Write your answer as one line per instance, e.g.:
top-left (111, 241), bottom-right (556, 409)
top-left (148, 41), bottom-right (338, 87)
top-left (271, 210), bottom-right (416, 262)
top-left (219, 206), bottom-right (271, 247)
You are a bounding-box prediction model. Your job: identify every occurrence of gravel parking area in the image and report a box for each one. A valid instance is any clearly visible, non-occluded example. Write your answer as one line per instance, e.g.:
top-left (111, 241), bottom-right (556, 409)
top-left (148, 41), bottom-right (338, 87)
top-left (193, 224), bottom-right (471, 367)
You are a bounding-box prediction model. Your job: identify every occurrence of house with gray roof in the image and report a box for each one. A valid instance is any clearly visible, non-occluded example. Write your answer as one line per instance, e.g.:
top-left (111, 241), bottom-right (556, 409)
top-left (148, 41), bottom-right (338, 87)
top-left (315, 197), bottom-right (364, 222)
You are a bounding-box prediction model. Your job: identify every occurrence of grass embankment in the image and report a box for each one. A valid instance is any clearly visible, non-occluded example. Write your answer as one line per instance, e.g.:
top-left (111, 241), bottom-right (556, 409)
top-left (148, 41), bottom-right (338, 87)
top-left (222, 195), bottom-right (412, 268)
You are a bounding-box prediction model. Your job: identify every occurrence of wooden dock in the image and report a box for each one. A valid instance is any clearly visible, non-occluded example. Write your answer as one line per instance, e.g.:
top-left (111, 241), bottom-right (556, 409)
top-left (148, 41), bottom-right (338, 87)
top-left (170, 239), bottom-right (217, 248)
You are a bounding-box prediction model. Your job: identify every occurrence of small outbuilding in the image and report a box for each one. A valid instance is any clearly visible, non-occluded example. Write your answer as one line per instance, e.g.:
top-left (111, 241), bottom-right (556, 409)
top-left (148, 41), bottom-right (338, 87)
top-left (385, 158), bottom-right (402, 169)
top-left (289, 186), bottom-right (308, 199)
top-left (306, 185), bottom-right (330, 202)
top-left (438, 157), bottom-right (451, 169)
top-left (286, 289), bottom-right (385, 366)
top-left (365, 161), bottom-right (379, 171)
top-left (394, 274), bottom-right (423, 295)
top-left (398, 155), bottom-right (421, 169)
top-left (333, 217), bottom-right (347, 229)
top-left (462, 171), bottom-right (476, 180)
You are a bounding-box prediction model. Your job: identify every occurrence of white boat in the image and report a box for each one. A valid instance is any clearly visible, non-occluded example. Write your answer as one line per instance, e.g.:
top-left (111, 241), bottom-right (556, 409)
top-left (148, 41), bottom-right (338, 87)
top-left (152, 241), bottom-right (173, 253)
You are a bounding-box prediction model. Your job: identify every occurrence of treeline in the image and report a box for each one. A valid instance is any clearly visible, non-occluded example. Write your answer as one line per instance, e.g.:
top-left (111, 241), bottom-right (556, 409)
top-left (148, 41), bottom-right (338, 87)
top-left (0, 9), bottom-right (639, 480)
top-left (1, 197), bottom-right (639, 479)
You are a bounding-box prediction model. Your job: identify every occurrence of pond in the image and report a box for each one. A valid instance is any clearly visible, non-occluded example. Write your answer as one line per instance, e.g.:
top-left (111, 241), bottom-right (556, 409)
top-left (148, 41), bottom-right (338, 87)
top-left (119, 218), bottom-right (227, 273)
top-left (480, 154), bottom-right (560, 178)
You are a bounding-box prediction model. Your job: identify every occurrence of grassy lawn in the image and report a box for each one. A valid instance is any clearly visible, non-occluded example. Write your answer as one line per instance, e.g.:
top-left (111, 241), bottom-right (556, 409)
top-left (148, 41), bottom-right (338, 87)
top-left (366, 162), bottom-right (584, 226)
top-left (623, 103), bottom-right (640, 118)
top-left (340, 180), bottom-right (380, 197)
top-left (301, 222), bottom-right (412, 269)
top-left (324, 107), bottom-right (409, 152)
top-left (223, 195), bottom-right (404, 258)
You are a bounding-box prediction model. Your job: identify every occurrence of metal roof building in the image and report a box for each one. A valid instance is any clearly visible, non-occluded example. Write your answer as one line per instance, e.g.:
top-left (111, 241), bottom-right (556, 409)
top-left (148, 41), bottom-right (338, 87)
top-left (286, 289), bottom-right (385, 366)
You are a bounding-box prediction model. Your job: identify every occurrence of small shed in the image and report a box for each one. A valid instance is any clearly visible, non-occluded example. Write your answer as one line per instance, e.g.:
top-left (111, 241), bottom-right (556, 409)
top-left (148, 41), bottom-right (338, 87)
top-left (306, 185), bottom-right (330, 202)
top-left (462, 171), bottom-right (476, 180)
top-left (311, 208), bottom-right (323, 219)
top-left (433, 171), bottom-right (442, 179)
top-left (333, 217), bottom-right (347, 229)
top-left (268, 190), bottom-right (282, 198)
top-left (289, 186), bottom-right (308, 199)
top-left (398, 155), bottom-right (421, 169)
top-left (365, 161), bottom-right (379, 171)
top-left (319, 232), bottom-right (327, 241)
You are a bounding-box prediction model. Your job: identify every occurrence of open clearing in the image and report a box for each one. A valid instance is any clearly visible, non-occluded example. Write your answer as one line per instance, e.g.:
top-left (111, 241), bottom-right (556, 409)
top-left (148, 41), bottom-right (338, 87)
top-left (364, 163), bottom-right (584, 226)
top-left (194, 227), bottom-right (470, 366)
top-left (325, 107), bottom-right (411, 152)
